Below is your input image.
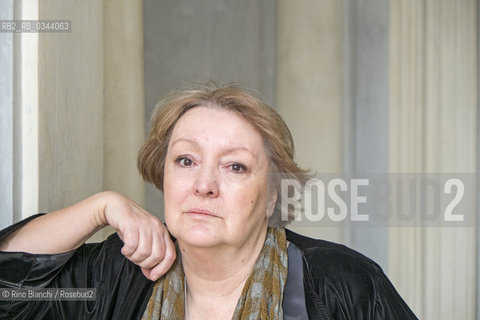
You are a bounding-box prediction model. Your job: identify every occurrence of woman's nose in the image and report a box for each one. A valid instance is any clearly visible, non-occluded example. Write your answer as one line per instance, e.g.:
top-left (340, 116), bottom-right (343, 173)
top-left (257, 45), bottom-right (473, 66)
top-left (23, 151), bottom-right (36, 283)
top-left (193, 166), bottom-right (219, 198)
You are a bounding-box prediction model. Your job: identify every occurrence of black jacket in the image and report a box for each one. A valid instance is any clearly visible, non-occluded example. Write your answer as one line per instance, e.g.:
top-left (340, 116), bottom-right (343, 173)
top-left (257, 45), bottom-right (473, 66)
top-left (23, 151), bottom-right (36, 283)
top-left (0, 214), bottom-right (417, 319)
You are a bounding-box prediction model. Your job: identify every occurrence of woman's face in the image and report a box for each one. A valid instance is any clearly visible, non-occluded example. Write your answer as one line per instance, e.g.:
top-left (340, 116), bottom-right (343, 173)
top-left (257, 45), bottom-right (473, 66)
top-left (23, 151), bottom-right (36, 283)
top-left (163, 106), bottom-right (274, 248)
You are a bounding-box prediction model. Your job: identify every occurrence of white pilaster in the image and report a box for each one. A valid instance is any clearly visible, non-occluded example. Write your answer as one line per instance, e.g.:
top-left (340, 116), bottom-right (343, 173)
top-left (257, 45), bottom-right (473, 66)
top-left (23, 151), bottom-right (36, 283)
top-left (276, 0), bottom-right (344, 242)
top-left (389, 0), bottom-right (478, 318)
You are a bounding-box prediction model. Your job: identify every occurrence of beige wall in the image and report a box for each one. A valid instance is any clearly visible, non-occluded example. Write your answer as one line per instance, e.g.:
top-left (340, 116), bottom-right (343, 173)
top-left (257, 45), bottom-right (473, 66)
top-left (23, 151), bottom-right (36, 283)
top-left (38, 0), bottom-right (104, 214)
top-left (277, 0), bottom-right (478, 318)
top-left (5, 1), bottom-right (478, 318)
top-left (389, 0), bottom-right (478, 318)
top-left (13, 0), bottom-right (145, 242)
top-left (102, 0), bottom-right (145, 239)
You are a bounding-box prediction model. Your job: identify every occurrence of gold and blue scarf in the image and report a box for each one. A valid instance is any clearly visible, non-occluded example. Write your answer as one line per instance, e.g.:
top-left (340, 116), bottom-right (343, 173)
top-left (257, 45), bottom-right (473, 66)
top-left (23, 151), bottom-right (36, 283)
top-left (141, 227), bottom-right (288, 320)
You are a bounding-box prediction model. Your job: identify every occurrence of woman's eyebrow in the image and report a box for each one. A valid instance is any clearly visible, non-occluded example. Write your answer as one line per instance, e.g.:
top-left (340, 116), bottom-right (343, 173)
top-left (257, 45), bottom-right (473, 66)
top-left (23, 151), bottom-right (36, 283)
top-left (171, 139), bottom-right (257, 159)
top-left (222, 146), bottom-right (256, 158)
top-left (170, 138), bottom-right (200, 149)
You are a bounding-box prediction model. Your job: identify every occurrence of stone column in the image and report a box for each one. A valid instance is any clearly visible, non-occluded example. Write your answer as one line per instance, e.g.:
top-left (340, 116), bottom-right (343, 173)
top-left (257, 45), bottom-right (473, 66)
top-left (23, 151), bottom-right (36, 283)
top-left (38, 0), bottom-right (104, 217)
top-left (276, 0), bottom-right (344, 242)
top-left (103, 0), bottom-right (146, 238)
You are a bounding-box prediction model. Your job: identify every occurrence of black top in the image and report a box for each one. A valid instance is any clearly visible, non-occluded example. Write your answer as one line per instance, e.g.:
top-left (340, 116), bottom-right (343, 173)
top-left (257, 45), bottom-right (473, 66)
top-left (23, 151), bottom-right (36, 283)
top-left (0, 214), bottom-right (418, 319)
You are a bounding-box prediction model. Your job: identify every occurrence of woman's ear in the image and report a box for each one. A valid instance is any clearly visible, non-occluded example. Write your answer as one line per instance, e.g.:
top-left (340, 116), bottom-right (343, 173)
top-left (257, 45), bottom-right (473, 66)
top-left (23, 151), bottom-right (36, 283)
top-left (266, 190), bottom-right (277, 218)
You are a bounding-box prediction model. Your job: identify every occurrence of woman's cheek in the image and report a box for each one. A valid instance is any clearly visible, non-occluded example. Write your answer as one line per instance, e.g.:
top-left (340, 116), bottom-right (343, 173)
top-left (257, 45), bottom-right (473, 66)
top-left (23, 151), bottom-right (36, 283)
top-left (165, 171), bottom-right (190, 196)
top-left (233, 185), bottom-right (261, 214)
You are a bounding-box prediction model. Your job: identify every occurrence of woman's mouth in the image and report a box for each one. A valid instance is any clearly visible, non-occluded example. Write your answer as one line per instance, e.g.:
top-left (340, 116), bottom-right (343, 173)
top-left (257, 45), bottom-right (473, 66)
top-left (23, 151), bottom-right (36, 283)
top-left (185, 208), bottom-right (218, 217)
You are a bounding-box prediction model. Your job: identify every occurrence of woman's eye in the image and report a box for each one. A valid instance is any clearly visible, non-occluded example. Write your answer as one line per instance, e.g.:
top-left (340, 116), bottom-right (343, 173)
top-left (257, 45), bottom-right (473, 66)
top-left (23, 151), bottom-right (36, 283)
top-left (230, 163), bottom-right (247, 173)
top-left (176, 157), bottom-right (193, 167)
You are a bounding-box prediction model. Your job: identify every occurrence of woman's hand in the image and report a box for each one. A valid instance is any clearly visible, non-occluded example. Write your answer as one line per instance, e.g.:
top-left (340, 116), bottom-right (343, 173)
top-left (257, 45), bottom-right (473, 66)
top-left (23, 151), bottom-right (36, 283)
top-left (101, 192), bottom-right (176, 281)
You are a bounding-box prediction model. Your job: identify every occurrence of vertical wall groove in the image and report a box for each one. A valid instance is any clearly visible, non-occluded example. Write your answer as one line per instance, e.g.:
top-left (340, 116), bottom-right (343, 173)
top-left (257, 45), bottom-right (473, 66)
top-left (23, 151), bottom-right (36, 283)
top-left (477, 0), bottom-right (480, 317)
top-left (19, 0), bottom-right (39, 220)
top-left (0, 0), bottom-right (14, 229)
top-left (344, 0), bottom-right (390, 271)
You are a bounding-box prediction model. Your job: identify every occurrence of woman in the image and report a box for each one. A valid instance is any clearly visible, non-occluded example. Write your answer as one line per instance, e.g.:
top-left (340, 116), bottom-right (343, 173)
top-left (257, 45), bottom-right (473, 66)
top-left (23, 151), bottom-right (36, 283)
top-left (0, 84), bottom-right (417, 319)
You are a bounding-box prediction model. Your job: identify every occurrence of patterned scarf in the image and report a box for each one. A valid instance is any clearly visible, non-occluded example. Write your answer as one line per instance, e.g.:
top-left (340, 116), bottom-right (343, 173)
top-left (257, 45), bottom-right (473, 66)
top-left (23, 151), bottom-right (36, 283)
top-left (141, 227), bottom-right (288, 320)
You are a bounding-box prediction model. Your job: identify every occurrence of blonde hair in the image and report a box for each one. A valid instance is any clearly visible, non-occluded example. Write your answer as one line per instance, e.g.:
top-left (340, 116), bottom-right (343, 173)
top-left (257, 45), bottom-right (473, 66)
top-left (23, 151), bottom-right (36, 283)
top-left (138, 83), bottom-right (310, 225)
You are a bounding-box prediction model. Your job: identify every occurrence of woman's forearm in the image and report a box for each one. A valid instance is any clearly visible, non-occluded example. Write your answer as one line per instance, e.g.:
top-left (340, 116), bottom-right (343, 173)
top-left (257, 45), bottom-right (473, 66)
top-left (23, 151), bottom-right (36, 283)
top-left (0, 191), bottom-right (176, 281)
top-left (0, 192), bottom-right (111, 253)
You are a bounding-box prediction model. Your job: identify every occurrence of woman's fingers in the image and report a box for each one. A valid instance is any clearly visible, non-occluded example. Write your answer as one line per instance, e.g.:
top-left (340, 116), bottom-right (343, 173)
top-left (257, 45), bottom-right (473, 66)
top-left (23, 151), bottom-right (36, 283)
top-left (130, 222), bottom-right (166, 269)
top-left (143, 229), bottom-right (176, 281)
top-left (120, 216), bottom-right (174, 280)
top-left (119, 224), bottom-right (139, 257)
top-left (126, 227), bottom-right (153, 263)
top-left (103, 194), bottom-right (175, 280)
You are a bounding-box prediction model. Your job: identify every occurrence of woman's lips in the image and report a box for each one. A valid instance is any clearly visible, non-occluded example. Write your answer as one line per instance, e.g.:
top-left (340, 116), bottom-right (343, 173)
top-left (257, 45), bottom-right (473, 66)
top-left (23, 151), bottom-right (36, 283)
top-left (185, 208), bottom-right (218, 217)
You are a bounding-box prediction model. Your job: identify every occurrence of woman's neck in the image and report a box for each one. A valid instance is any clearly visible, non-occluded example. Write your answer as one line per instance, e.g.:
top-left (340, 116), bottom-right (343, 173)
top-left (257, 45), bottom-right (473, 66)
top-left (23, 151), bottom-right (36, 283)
top-left (179, 224), bottom-right (268, 318)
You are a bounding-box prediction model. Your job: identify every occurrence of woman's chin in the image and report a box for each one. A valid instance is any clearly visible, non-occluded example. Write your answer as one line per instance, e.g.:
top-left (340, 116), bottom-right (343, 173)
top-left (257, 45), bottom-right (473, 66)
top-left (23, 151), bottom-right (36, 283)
top-left (176, 224), bottom-right (224, 248)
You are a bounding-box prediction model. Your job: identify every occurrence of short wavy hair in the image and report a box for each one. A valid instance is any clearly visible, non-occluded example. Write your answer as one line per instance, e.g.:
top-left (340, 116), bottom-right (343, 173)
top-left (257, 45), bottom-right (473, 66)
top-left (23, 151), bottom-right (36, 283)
top-left (138, 82), bottom-right (310, 226)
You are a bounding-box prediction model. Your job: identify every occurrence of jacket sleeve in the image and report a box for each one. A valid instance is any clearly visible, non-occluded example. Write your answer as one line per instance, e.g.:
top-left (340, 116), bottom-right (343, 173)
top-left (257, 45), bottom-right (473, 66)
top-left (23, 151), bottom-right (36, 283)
top-left (311, 251), bottom-right (418, 320)
top-left (298, 236), bottom-right (418, 320)
top-left (370, 269), bottom-right (418, 319)
top-left (0, 214), bottom-right (154, 320)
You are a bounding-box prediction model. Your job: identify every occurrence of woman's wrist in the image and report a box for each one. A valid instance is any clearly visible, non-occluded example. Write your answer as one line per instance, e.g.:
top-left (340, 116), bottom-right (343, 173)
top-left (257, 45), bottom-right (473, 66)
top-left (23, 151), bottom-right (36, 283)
top-left (90, 191), bottom-right (121, 230)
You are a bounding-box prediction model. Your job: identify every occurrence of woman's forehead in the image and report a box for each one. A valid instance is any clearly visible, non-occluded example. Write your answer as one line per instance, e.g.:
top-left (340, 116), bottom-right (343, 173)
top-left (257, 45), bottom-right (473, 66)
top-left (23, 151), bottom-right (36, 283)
top-left (169, 106), bottom-right (266, 155)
